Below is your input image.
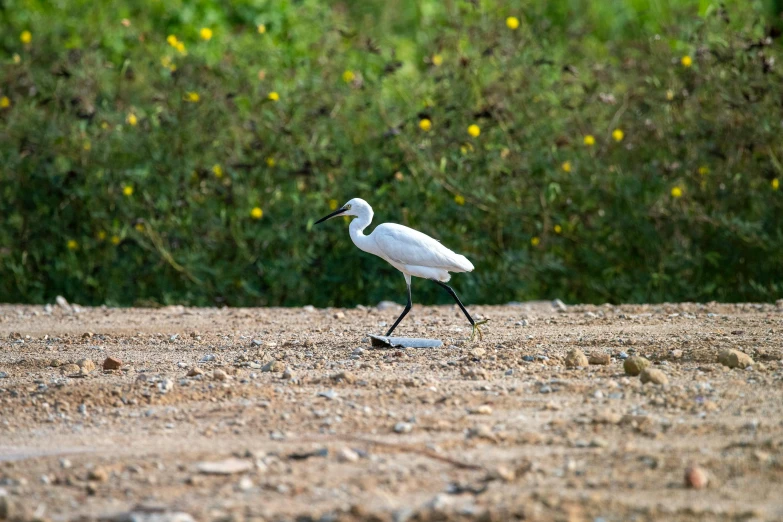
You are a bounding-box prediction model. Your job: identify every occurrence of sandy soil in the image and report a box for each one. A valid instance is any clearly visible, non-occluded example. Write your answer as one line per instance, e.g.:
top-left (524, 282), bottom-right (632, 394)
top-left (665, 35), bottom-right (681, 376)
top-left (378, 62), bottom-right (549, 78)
top-left (0, 300), bottom-right (782, 522)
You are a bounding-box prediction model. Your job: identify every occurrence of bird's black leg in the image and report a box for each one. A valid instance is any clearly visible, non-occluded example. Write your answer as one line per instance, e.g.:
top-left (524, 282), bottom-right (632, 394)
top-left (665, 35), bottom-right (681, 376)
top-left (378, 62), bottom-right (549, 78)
top-left (385, 281), bottom-right (412, 337)
top-left (434, 281), bottom-right (489, 340)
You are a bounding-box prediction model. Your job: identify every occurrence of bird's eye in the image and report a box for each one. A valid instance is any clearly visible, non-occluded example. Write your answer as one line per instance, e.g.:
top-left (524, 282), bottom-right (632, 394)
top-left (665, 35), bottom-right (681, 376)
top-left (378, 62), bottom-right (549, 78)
top-left (345, 204), bottom-right (352, 210)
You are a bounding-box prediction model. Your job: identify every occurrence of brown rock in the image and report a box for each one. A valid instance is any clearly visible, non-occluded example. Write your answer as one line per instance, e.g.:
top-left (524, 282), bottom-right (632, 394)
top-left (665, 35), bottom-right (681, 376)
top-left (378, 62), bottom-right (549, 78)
top-left (88, 467), bottom-right (109, 482)
top-left (331, 371), bottom-right (356, 384)
top-left (187, 367), bottom-right (204, 377)
top-left (77, 358), bottom-right (96, 373)
top-left (684, 465), bottom-right (709, 489)
top-left (623, 356), bottom-right (651, 376)
top-left (103, 357), bottom-right (122, 370)
top-left (717, 349), bottom-right (753, 369)
top-left (212, 369), bottom-right (228, 381)
top-left (61, 363), bottom-right (80, 374)
top-left (261, 360), bottom-right (284, 372)
top-left (565, 349), bottom-right (588, 368)
top-left (588, 353), bottom-right (611, 365)
top-left (640, 368), bottom-right (669, 385)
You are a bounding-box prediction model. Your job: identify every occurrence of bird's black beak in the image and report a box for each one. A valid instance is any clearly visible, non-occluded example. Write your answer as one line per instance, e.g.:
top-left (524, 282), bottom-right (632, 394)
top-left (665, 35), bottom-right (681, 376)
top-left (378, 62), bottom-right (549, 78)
top-left (314, 206), bottom-right (348, 225)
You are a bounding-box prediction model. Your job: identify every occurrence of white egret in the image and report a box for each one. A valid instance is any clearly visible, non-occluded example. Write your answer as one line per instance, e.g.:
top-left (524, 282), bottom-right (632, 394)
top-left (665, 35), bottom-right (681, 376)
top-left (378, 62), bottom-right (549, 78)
top-left (314, 198), bottom-right (488, 340)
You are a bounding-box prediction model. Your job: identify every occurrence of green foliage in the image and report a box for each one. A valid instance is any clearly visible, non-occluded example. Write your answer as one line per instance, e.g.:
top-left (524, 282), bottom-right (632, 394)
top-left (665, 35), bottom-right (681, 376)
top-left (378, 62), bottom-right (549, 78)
top-left (1, 0), bottom-right (782, 307)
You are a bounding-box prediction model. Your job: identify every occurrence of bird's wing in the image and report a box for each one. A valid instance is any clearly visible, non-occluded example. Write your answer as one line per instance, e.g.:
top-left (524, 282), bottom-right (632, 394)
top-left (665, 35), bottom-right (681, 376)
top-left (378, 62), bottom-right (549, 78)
top-left (373, 224), bottom-right (473, 272)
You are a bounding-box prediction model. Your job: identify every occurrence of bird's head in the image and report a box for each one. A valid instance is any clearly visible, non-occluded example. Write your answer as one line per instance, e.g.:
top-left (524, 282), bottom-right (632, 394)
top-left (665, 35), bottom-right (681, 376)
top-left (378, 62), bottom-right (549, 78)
top-left (314, 198), bottom-right (372, 224)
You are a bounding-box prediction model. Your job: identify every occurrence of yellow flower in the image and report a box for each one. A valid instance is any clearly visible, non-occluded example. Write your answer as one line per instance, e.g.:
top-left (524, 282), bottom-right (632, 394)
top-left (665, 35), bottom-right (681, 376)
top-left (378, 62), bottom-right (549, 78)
top-left (101, 121), bottom-right (109, 130)
top-left (97, 230), bottom-right (107, 241)
top-left (554, 225), bottom-right (562, 234)
top-left (671, 186), bottom-right (683, 198)
top-left (342, 70), bottom-right (355, 83)
top-left (123, 185), bottom-right (134, 196)
top-left (83, 141), bottom-right (91, 151)
top-left (67, 239), bottom-right (78, 251)
top-left (666, 89), bottom-right (675, 101)
top-left (454, 195), bottom-right (466, 206)
top-left (135, 223), bottom-right (145, 232)
top-left (268, 91), bottom-right (279, 102)
top-left (185, 92), bottom-right (200, 102)
top-left (419, 118), bottom-right (432, 132)
top-left (460, 143), bottom-right (474, 155)
top-left (467, 124), bottom-right (480, 138)
top-left (432, 54), bottom-right (443, 67)
top-left (772, 178), bottom-right (780, 191)
top-left (126, 113), bottom-right (138, 126)
top-left (167, 35), bottom-right (178, 47)
top-left (111, 235), bottom-right (121, 245)
top-left (506, 17), bottom-right (520, 30)
top-left (20, 31), bottom-right (32, 44)
top-left (681, 55), bottom-right (692, 68)
top-left (329, 199), bottom-right (338, 210)
top-left (12, 53), bottom-right (21, 64)
top-left (175, 41), bottom-right (186, 54)
top-left (612, 128), bottom-right (624, 142)
top-left (266, 157), bottom-right (276, 167)
top-left (199, 28), bottom-right (213, 41)
top-left (698, 166), bottom-right (709, 175)
top-left (561, 161), bottom-right (572, 173)
top-left (0, 96), bottom-right (10, 109)
top-left (257, 24), bottom-right (266, 34)
top-left (531, 236), bottom-right (540, 247)
top-left (583, 134), bottom-right (595, 146)
top-left (212, 164), bottom-right (223, 178)
top-left (251, 207), bottom-right (263, 219)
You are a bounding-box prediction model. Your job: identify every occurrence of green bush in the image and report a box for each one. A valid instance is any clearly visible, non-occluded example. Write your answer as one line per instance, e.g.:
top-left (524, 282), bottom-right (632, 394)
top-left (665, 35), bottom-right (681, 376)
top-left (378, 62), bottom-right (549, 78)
top-left (1, 0), bottom-right (781, 307)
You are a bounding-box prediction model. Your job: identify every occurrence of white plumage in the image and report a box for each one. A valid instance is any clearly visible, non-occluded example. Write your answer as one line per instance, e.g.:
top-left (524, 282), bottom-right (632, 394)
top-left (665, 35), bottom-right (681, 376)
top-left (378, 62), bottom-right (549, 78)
top-left (315, 197), bottom-right (487, 339)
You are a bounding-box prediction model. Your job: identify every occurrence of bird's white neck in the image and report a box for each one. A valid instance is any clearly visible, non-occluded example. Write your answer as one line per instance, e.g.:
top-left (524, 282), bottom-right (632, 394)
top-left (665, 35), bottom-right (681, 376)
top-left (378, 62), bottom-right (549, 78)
top-left (348, 207), bottom-right (375, 253)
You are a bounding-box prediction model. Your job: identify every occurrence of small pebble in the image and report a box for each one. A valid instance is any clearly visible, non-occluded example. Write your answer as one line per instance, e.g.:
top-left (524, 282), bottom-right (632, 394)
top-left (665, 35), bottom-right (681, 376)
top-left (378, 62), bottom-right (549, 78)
top-left (623, 356), bottom-right (651, 376)
top-left (394, 422), bottom-right (413, 434)
top-left (640, 368), bottom-right (669, 385)
top-left (684, 465), bottom-right (709, 489)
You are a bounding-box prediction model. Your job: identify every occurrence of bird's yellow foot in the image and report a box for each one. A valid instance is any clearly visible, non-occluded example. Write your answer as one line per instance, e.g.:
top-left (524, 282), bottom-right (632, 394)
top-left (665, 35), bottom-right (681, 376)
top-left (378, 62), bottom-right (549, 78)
top-left (470, 319), bottom-right (490, 342)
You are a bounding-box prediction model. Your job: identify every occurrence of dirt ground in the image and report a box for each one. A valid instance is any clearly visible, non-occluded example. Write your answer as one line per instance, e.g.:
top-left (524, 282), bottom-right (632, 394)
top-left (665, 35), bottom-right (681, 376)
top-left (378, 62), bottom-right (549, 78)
top-left (1, 300), bottom-right (782, 522)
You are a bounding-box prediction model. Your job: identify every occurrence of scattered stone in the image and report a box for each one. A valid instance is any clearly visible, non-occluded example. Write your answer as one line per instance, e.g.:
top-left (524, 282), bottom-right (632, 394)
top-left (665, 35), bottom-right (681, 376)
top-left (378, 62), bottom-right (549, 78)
top-left (197, 458), bottom-right (253, 475)
top-left (377, 301), bottom-right (401, 310)
top-left (640, 368), bottom-right (669, 385)
top-left (250, 339), bottom-right (262, 347)
top-left (552, 299), bottom-right (567, 312)
top-left (489, 465), bottom-right (516, 482)
top-left (717, 349), bottom-right (754, 369)
top-left (684, 465), bottom-right (709, 489)
top-left (77, 358), bottom-right (96, 373)
top-left (470, 347), bottom-right (486, 358)
top-left (88, 467), bottom-right (109, 482)
top-left (103, 357), bottom-right (122, 370)
top-left (588, 353), bottom-right (611, 365)
top-left (61, 363), bottom-right (80, 375)
top-left (114, 509), bottom-right (196, 522)
top-left (394, 422), bottom-right (413, 434)
top-left (288, 448), bottom-right (328, 460)
top-left (467, 405), bottom-right (493, 415)
top-left (237, 476), bottom-right (254, 491)
top-left (623, 356), bottom-right (651, 376)
top-left (318, 390), bottom-right (339, 401)
top-left (669, 349), bottom-right (684, 359)
top-left (200, 354), bottom-right (217, 363)
top-left (56, 295), bottom-right (71, 309)
top-left (0, 372), bottom-right (8, 379)
top-left (337, 448), bottom-right (360, 463)
top-left (261, 360), bottom-right (284, 373)
top-left (48, 359), bottom-right (62, 368)
top-left (158, 379), bottom-right (174, 393)
top-left (565, 349), bottom-right (588, 368)
top-left (281, 368), bottom-right (296, 380)
top-left (593, 409), bottom-right (622, 424)
top-left (187, 367), bottom-right (204, 377)
top-left (331, 371), bottom-right (357, 384)
top-left (212, 369), bottom-right (228, 381)
top-left (334, 311), bottom-right (345, 319)
top-left (521, 355), bottom-right (535, 362)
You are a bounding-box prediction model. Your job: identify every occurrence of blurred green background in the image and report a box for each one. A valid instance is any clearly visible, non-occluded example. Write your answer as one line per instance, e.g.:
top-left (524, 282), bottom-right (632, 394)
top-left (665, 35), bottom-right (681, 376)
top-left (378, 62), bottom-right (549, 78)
top-left (1, 0), bottom-right (782, 307)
